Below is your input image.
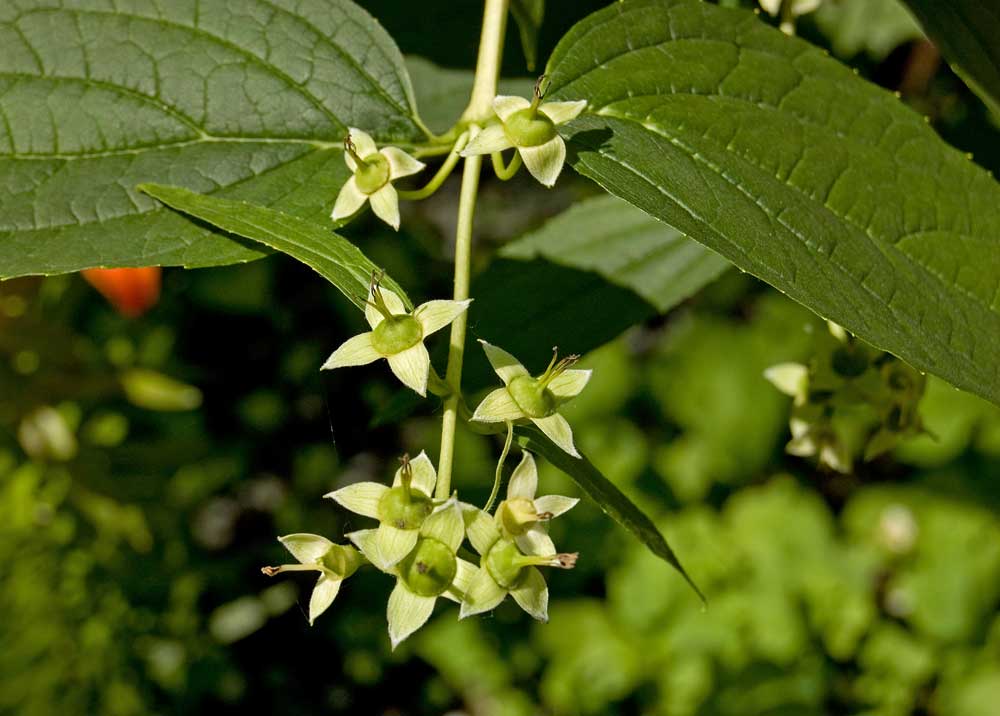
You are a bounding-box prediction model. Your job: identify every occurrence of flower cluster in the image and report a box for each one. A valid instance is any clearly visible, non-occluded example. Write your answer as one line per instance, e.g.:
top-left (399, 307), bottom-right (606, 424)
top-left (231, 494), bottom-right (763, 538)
top-left (765, 322), bottom-right (927, 473)
top-left (263, 451), bottom-right (579, 648)
top-left (270, 85), bottom-right (595, 648)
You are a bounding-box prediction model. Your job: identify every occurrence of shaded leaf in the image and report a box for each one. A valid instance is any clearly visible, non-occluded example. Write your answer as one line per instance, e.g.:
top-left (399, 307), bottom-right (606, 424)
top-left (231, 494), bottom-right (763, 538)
top-left (466, 195), bottom-right (729, 391)
top-left (511, 0), bottom-right (545, 72)
top-left (515, 425), bottom-right (704, 601)
top-left (897, 0), bottom-right (1000, 114)
top-left (138, 183), bottom-right (409, 311)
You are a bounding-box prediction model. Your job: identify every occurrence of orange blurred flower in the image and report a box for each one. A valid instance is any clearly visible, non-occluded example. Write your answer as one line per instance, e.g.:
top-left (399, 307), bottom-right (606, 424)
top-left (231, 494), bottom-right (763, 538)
top-left (81, 267), bottom-right (161, 318)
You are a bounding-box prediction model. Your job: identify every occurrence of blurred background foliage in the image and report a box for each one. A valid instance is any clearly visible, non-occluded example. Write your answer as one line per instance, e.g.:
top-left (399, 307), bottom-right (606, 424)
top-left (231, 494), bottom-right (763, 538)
top-left (3, 1), bottom-right (1000, 715)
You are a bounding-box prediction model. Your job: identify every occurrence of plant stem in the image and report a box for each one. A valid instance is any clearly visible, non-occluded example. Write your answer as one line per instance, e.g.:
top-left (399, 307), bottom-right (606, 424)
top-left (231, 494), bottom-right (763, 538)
top-left (398, 132), bottom-right (470, 201)
top-left (484, 421), bottom-right (514, 512)
top-left (461, 0), bottom-right (510, 123)
top-left (436, 145), bottom-right (482, 500)
top-left (436, 0), bottom-right (509, 500)
top-left (491, 151), bottom-right (522, 181)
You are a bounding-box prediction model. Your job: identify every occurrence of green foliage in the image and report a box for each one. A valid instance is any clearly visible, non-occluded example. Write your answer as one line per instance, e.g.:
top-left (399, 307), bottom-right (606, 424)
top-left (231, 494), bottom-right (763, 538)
top-left (0, 0), bottom-right (427, 278)
top-left (547, 0), bottom-right (1000, 407)
top-left (898, 0), bottom-right (1000, 115)
top-left (517, 425), bottom-right (703, 600)
top-left (138, 183), bottom-right (411, 310)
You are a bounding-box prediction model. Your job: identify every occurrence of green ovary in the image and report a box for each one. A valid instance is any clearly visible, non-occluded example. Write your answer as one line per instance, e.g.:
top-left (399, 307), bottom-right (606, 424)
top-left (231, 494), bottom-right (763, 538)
top-left (507, 375), bottom-right (556, 418)
top-left (371, 316), bottom-right (423, 355)
top-left (377, 486), bottom-right (432, 530)
top-left (355, 153), bottom-right (391, 194)
top-left (484, 539), bottom-right (525, 590)
top-left (399, 538), bottom-right (457, 597)
top-left (503, 108), bottom-right (557, 147)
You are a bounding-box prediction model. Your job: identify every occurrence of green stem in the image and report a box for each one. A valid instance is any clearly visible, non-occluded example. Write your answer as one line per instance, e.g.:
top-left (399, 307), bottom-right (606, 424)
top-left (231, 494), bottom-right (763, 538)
top-left (491, 151), bottom-right (522, 181)
top-left (484, 421), bottom-right (514, 512)
top-left (436, 144), bottom-right (482, 500)
top-left (461, 0), bottom-right (510, 123)
top-left (398, 133), bottom-right (470, 201)
top-left (436, 0), bottom-right (509, 500)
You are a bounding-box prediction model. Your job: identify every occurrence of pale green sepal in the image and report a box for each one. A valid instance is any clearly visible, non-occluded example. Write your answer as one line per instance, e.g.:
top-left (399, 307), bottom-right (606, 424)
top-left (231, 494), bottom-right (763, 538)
top-left (393, 450), bottom-right (438, 496)
top-left (374, 523), bottom-right (420, 569)
top-left (368, 183), bottom-right (401, 230)
top-left (519, 136), bottom-right (567, 187)
top-left (380, 146), bottom-right (425, 178)
top-left (479, 340), bottom-right (530, 384)
top-left (531, 413), bottom-right (579, 457)
top-left (459, 567), bottom-right (507, 618)
top-left (534, 494), bottom-right (579, 518)
top-left (331, 176), bottom-right (368, 222)
top-left (345, 528), bottom-right (382, 566)
top-left (308, 574), bottom-right (342, 625)
top-left (764, 363), bottom-right (809, 399)
top-left (414, 299), bottom-right (472, 336)
top-left (321, 332), bottom-right (381, 369)
top-left (510, 567), bottom-right (549, 622)
top-left (471, 388), bottom-right (525, 423)
top-left (461, 124), bottom-right (513, 156)
top-left (515, 527), bottom-right (556, 557)
top-left (547, 369), bottom-right (592, 401)
top-left (325, 481), bottom-right (389, 519)
top-left (507, 451), bottom-right (538, 499)
top-left (279, 533), bottom-right (335, 564)
top-left (387, 581), bottom-right (436, 649)
top-left (493, 95), bottom-right (532, 122)
top-left (461, 504), bottom-right (501, 555)
top-left (387, 342), bottom-right (431, 396)
top-left (421, 500), bottom-right (465, 552)
top-left (539, 100), bottom-right (587, 125)
top-left (442, 558), bottom-right (477, 604)
top-left (365, 287), bottom-right (407, 328)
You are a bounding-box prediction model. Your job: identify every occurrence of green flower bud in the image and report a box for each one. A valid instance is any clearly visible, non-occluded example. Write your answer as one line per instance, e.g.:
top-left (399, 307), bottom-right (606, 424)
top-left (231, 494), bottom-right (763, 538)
top-left (371, 315), bottom-right (423, 355)
top-left (485, 539), bottom-right (526, 589)
top-left (507, 374), bottom-right (556, 418)
top-left (377, 485), bottom-right (433, 530)
top-left (399, 537), bottom-right (459, 597)
top-left (503, 108), bottom-right (557, 147)
top-left (354, 153), bottom-right (391, 194)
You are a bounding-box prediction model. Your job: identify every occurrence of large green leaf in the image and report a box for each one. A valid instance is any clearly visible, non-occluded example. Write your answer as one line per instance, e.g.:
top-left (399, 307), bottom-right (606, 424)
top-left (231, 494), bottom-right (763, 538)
top-left (465, 195), bottom-right (729, 390)
top-left (0, 0), bottom-right (428, 279)
top-left (516, 426), bottom-right (703, 600)
top-left (138, 183), bottom-right (410, 310)
top-left (897, 0), bottom-right (1000, 115)
top-left (547, 0), bottom-right (1000, 406)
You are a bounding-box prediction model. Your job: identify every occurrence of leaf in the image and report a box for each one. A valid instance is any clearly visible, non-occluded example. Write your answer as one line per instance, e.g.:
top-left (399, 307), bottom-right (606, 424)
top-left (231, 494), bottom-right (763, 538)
top-left (0, 0), bottom-right (429, 279)
top-left (814, 0), bottom-right (923, 61)
top-left (465, 195), bottom-right (729, 391)
top-left (515, 425), bottom-right (704, 601)
top-left (511, 0), bottom-right (545, 72)
top-left (406, 56), bottom-right (534, 136)
top-left (546, 0), bottom-right (1000, 407)
top-left (897, 0), bottom-right (1000, 115)
top-left (138, 183), bottom-right (410, 311)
